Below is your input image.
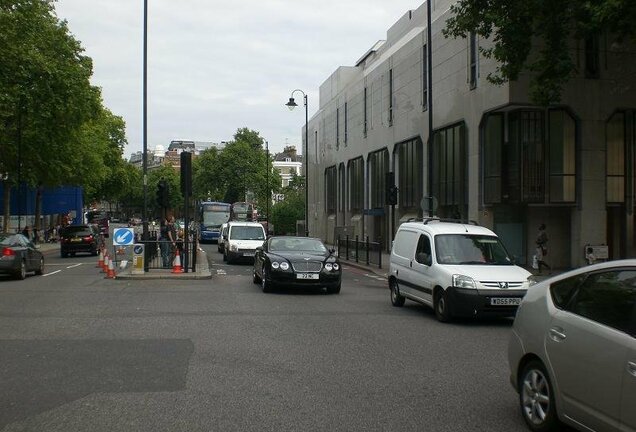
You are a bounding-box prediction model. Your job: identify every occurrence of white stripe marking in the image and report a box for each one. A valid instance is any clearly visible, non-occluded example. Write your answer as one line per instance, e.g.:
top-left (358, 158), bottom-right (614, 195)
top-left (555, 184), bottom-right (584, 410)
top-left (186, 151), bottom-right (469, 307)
top-left (66, 264), bottom-right (82, 269)
top-left (43, 270), bottom-right (62, 277)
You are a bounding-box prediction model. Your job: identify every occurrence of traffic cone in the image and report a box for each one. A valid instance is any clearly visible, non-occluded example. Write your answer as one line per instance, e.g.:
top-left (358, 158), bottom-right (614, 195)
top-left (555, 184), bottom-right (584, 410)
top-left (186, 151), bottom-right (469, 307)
top-left (171, 249), bottom-right (184, 273)
top-left (102, 253), bottom-right (109, 273)
top-left (97, 249), bottom-right (104, 268)
top-left (106, 256), bottom-right (116, 279)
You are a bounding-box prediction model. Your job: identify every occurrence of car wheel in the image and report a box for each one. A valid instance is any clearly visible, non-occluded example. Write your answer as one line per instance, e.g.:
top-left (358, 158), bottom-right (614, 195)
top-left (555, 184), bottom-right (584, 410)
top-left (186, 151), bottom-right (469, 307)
top-left (252, 267), bottom-right (261, 284)
top-left (61, 250), bottom-right (68, 258)
top-left (434, 289), bottom-right (452, 322)
top-left (261, 266), bottom-right (274, 293)
top-left (35, 257), bottom-right (44, 275)
top-left (327, 283), bottom-right (341, 294)
top-left (390, 279), bottom-right (405, 306)
top-left (91, 246), bottom-right (98, 256)
top-left (15, 260), bottom-right (26, 280)
top-left (519, 360), bottom-right (559, 432)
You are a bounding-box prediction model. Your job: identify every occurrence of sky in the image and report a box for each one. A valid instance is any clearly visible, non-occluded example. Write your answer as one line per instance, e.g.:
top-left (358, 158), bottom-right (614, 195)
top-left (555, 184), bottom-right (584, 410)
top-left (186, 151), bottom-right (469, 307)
top-left (53, 0), bottom-right (423, 157)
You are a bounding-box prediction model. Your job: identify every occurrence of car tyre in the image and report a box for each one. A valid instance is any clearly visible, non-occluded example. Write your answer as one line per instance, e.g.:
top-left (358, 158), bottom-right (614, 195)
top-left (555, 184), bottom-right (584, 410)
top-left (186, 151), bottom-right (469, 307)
top-left (15, 260), bottom-right (26, 280)
top-left (327, 283), bottom-right (341, 294)
top-left (35, 257), bottom-right (44, 275)
top-left (519, 360), bottom-right (559, 432)
top-left (434, 289), bottom-right (452, 322)
top-left (390, 279), bottom-right (405, 307)
top-left (261, 266), bottom-right (274, 293)
top-left (253, 268), bottom-right (261, 284)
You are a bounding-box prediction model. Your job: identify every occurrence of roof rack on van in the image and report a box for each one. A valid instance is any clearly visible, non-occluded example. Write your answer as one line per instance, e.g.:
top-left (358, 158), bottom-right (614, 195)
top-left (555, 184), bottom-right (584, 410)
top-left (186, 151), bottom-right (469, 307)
top-left (422, 217), bottom-right (479, 226)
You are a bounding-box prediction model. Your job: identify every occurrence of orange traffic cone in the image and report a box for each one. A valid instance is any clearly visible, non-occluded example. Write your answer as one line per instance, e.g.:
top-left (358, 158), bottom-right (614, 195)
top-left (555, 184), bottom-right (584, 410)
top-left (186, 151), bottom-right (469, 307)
top-left (102, 253), bottom-right (109, 273)
top-left (97, 248), bottom-right (104, 268)
top-left (106, 256), bottom-right (116, 279)
top-left (171, 249), bottom-right (184, 273)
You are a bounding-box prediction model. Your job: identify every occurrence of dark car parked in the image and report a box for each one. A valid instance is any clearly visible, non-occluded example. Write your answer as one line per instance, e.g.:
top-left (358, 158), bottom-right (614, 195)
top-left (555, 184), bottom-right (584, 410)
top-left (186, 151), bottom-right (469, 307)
top-left (252, 236), bottom-right (341, 294)
top-left (60, 224), bottom-right (100, 258)
top-left (0, 233), bottom-right (44, 279)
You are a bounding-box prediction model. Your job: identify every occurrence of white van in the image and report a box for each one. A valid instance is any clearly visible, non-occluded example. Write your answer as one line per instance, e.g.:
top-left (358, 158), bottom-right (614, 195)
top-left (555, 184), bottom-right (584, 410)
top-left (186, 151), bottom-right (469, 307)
top-left (223, 221), bottom-right (266, 264)
top-left (388, 218), bottom-right (534, 322)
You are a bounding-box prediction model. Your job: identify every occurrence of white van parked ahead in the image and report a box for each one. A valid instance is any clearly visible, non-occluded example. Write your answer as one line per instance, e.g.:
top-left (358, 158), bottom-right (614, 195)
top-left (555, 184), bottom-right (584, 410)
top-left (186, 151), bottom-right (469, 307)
top-left (389, 218), bottom-right (534, 322)
top-left (223, 221), bottom-right (266, 264)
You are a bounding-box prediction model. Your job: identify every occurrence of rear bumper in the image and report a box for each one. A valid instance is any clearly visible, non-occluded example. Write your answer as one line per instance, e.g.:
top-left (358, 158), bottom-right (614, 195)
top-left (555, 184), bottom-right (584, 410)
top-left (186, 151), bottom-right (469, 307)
top-left (268, 271), bottom-right (341, 289)
top-left (447, 287), bottom-right (527, 318)
top-left (61, 243), bottom-right (96, 254)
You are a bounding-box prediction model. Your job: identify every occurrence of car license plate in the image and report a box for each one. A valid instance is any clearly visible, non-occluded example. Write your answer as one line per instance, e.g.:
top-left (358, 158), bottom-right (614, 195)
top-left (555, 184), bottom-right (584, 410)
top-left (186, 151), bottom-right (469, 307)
top-left (491, 297), bottom-right (521, 306)
top-left (296, 273), bottom-right (319, 280)
top-left (243, 252), bottom-right (254, 257)
top-left (71, 238), bottom-right (82, 242)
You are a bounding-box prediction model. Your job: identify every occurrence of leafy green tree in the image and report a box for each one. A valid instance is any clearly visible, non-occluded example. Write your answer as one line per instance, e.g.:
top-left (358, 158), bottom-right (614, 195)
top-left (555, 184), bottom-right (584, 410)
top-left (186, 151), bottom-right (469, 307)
top-left (443, 0), bottom-right (636, 104)
top-left (192, 147), bottom-right (222, 201)
top-left (270, 172), bottom-right (304, 235)
top-left (147, 165), bottom-right (182, 217)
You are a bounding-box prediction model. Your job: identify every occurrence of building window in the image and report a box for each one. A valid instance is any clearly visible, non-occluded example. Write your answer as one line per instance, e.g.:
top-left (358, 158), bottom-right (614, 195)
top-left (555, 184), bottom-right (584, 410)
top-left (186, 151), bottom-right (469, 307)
top-left (369, 149), bottom-right (389, 208)
top-left (513, 111), bottom-right (545, 202)
top-left (363, 87), bottom-right (368, 137)
top-left (422, 44), bottom-right (428, 111)
top-left (432, 123), bottom-right (467, 216)
top-left (339, 163), bottom-right (346, 215)
top-left (388, 69), bottom-right (393, 126)
top-left (344, 102), bottom-right (348, 145)
top-left (585, 34), bottom-right (600, 79)
top-left (396, 138), bottom-right (423, 208)
top-left (483, 114), bottom-right (504, 204)
top-left (549, 110), bottom-right (576, 202)
top-left (325, 166), bottom-right (337, 214)
top-left (348, 157), bottom-right (364, 212)
top-left (469, 32), bottom-right (478, 89)
top-left (336, 107), bottom-right (340, 149)
top-left (606, 111), bottom-right (634, 204)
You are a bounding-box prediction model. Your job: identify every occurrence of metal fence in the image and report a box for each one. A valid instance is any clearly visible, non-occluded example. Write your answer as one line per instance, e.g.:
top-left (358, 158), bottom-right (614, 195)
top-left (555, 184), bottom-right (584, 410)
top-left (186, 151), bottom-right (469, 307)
top-left (337, 235), bottom-right (383, 269)
top-left (140, 239), bottom-right (197, 272)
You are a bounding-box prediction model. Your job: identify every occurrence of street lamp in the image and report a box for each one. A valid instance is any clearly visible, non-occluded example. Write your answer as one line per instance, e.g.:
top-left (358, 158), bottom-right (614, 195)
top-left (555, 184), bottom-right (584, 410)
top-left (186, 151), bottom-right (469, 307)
top-left (265, 140), bottom-right (269, 234)
top-left (285, 89), bottom-right (309, 237)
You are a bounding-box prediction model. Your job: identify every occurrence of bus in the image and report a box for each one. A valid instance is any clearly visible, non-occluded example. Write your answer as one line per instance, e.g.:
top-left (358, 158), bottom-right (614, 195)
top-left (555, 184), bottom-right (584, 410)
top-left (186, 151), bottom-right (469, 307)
top-left (198, 201), bottom-right (231, 243)
top-left (230, 202), bottom-right (256, 222)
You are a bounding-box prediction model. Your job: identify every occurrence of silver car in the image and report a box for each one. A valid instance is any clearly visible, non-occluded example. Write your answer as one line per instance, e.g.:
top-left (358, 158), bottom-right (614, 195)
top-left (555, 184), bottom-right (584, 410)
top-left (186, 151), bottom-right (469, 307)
top-left (508, 259), bottom-right (636, 432)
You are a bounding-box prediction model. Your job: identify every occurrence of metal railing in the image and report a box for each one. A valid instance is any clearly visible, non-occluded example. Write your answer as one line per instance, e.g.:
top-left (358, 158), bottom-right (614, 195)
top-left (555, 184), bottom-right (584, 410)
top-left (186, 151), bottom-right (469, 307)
top-left (140, 238), bottom-right (197, 272)
top-left (336, 235), bottom-right (383, 269)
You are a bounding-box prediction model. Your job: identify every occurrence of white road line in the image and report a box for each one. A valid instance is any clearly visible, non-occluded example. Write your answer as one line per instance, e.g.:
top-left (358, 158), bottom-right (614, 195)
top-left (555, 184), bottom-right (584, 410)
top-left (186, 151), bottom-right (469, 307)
top-left (43, 270), bottom-right (62, 277)
top-left (66, 264), bottom-right (82, 269)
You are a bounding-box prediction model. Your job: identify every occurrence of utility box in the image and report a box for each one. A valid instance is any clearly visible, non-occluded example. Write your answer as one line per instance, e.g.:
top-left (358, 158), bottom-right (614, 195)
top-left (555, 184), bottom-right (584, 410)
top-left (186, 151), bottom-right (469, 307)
top-left (132, 243), bottom-right (145, 274)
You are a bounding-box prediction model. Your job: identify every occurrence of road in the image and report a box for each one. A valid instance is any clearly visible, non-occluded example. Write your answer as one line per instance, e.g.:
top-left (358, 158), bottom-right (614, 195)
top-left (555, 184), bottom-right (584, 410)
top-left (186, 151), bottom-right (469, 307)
top-left (0, 239), bottom-right (530, 432)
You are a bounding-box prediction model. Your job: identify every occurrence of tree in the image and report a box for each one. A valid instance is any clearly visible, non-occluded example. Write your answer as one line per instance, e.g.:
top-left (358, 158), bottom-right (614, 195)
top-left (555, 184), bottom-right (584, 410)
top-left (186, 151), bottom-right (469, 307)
top-left (443, 0), bottom-right (636, 104)
top-left (270, 172), bottom-right (304, 235)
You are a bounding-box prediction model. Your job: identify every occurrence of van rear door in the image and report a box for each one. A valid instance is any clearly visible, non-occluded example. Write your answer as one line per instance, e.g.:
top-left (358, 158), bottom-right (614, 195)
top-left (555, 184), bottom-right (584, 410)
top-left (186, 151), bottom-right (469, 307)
top-left (390, 228), bottom-right (419, 297)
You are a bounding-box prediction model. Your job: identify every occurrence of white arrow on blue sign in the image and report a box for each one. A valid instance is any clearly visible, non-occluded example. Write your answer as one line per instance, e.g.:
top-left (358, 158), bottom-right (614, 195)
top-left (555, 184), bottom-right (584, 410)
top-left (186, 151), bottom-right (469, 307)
top-left (113, 228), bottom-right (135, 246)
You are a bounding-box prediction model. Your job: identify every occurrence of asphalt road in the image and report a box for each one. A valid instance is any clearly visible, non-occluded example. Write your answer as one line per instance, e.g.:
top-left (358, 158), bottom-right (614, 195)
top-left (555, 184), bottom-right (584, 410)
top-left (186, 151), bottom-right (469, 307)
top-left (0, 240), bottom-right (531, 432)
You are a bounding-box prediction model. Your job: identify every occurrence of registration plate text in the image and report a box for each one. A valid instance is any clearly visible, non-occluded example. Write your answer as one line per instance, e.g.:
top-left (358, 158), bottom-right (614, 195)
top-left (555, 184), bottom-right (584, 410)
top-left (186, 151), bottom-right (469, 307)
top-left (296, 273), bottom-right (319, 280)
top-left (490, 297), bottom-right (521, 306)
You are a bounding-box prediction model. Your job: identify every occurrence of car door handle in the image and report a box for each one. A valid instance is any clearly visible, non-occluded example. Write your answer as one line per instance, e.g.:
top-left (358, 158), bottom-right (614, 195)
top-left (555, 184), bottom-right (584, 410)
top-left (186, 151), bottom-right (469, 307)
top-left (628, 361), bottom-right (636, 377)
top-left (410, 260), bottom-right (413, 268)
top-left (549, 327), bottom-right (567, 342)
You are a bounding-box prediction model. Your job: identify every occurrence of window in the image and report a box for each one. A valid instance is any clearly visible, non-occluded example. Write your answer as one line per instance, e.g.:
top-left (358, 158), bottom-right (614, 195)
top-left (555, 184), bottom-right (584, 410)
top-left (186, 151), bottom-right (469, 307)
top-left (585, 34), bottom-right (600, 79)
top-left (469, 32), bottom-right (478, 89)
top-left (348, 157), bottom-right (364, 212)
top-left (388, 69), bottom-right (393, 126)
top-left (369, 149), bottom-right (389, 208)
top-left (432, 123), bottom-right (467, 216)
top-left (567, 270), bottom-right (636, 333)
top-left (550, 274), bottom-right (587, 309)
top-left (483, 114), bottom-right (503, 204)
top-left (549, 110), bottom-right (576, 202)
top-left (607, 112), bottom-right (626, 203)
top-left (336, 107), bottom-right (340, 149)
top-left (338, 164), bottom-right (345, 215)
top-left (325, 166), bottom-right (337, 214)
top-left (344, 102), bottom-right (348, 145)
top-left (422, 44), bottom-right (428, 110)
top-left (396, 138), bottom-right (423, 208)
top-left (415, 235), bottom-right (432, 265)
top-left (363, 87), bottom-right (368, 137)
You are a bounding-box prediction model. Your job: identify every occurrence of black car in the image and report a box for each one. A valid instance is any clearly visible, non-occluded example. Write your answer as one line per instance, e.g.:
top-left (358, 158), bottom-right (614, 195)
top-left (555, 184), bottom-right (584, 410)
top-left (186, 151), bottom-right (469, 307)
top-left (60, 224), bottom-right (100, 257)
top-left (0, 233), bottom-right (44, 279)
top-left (252, 236), bottom-right (341, 294)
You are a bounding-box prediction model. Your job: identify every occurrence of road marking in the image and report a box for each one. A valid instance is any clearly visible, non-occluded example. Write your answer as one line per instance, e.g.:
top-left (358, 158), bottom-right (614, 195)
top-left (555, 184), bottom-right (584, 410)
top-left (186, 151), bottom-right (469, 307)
top-left (43, 270), bottom-right (62, 277)
top-left (66, 264), bottom-right (82, 269)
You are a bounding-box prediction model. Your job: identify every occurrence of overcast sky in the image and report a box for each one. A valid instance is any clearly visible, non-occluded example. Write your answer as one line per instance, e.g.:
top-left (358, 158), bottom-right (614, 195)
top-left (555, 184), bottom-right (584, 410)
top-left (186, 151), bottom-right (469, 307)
top-left (53, 0), bottom-right (422, 157)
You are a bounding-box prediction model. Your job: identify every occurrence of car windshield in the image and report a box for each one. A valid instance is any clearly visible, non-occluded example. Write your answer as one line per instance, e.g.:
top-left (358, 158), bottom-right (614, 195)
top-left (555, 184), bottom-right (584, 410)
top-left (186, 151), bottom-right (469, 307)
top-left (269, 238), bottom-right (327, 253)
top-left (230, 226), bottom-right (264, 240)
top-left (434, 234), bottom-right (513, 265)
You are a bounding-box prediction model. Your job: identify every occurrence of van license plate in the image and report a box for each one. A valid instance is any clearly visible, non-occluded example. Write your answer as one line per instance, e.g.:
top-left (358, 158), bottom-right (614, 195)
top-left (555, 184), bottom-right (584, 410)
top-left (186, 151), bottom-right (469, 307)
top-left (297, 273), bottom-right (319, 280)
top-left (491, 297), bottom-right (521, 306)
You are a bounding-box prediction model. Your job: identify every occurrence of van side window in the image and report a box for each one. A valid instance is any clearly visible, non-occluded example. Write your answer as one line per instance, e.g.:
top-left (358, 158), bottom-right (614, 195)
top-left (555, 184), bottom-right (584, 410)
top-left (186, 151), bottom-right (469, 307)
top-left (393, 230), bottom-right (416, 257)
top-left (415, 235), bottom-right (432, 265)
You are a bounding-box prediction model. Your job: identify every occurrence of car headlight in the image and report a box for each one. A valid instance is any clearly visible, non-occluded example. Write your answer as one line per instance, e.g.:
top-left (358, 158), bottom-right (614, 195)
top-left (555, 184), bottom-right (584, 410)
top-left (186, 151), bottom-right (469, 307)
top-left (452, 274), bottom-right (476, 289)
top-left (527, 275), bottom-right (538, 286)
top-left (271, 261), bottom-right (280, 269)
top-left (325, 263), bottom-right (333, 271)
top-left (230, 244), bottom-right (238, 252)
top-left (333, 263), bottom-right (340, 271)
top-left (280, 262), bottom-right (289, 270)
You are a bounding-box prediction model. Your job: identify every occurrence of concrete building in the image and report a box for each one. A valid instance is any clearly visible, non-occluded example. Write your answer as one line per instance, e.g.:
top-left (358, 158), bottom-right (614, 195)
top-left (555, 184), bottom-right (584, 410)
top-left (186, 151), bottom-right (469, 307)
top-left (304, 0), bottom-right (636, 268)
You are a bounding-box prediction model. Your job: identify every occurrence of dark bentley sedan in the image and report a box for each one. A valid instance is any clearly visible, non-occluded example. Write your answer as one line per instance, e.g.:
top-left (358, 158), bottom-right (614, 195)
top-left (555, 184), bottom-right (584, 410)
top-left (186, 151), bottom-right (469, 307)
top-left (0, 233), bottom-right (44, 280)
top-left (253, 236), bottom-right (341, 294)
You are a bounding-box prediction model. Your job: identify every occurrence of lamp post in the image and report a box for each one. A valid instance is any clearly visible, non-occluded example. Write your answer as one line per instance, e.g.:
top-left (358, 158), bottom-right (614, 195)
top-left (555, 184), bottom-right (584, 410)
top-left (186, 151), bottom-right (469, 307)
top-left (142, 0), bottom-right (149, 243)
top-left (265, 140), bottom-right (269, 234)
top-left (285, 90), bottom-right (309, 237)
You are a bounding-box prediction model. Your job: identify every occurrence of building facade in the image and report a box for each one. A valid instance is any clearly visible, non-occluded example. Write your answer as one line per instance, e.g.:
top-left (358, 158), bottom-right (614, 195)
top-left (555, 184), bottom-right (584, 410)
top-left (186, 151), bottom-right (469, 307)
top-left (304, 0), bottom-right (636, 268)
top-left (272, 145), bottom-right (303, 188)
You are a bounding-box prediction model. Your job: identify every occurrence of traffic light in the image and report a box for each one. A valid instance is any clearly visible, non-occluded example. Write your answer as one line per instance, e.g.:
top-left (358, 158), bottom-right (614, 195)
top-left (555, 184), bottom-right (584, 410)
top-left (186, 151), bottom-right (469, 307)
top-left (156, 180), bottom-right (169, 208)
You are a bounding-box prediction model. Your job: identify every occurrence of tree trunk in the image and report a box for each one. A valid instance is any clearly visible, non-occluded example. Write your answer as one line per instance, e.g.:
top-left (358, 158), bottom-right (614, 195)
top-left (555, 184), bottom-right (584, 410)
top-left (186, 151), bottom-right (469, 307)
top-left (2, 181), bottom-right (10, 232)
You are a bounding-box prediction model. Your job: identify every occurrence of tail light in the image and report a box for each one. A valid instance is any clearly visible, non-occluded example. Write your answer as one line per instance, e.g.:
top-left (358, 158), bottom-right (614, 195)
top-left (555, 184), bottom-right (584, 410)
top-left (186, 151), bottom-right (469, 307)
top-left (83, 235), bottom-right (94, 243)
top-left (2, 247), bottom-right (16, 257)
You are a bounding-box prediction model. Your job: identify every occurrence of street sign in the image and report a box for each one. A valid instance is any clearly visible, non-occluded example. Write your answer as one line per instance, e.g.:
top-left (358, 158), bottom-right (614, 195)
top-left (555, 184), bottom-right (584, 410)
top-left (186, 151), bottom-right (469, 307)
top-left (113, 228), bottom-right (135, 246)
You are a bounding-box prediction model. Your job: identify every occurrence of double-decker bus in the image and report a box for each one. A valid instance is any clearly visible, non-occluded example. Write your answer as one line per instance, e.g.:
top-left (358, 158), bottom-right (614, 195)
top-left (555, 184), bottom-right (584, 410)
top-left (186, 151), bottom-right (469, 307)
top-left (198, 201), bottom-right (231, 243)
top-left (230, 202), bottom-right (256, 222)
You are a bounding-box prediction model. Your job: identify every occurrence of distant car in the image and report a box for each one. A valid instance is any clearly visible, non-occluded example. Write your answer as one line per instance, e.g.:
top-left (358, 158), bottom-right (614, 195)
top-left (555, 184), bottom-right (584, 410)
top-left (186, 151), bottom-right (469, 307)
top-left (86, 210), bottom-right (109, 238)
top-left (508, 259), bottom-right (636, 432)
top-left (0, 233), bottom-right (44, 279)
top-left (253, 236), bottom-right (341, 294)
top-left (60, 224), bottom-right (100, 258)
